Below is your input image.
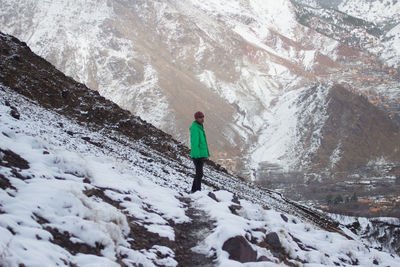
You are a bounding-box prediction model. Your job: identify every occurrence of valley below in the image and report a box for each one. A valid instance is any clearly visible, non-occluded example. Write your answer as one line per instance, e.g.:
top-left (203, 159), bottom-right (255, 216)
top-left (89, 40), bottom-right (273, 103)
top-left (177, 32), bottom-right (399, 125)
top-left (256, 164), bottom-right (400, 218)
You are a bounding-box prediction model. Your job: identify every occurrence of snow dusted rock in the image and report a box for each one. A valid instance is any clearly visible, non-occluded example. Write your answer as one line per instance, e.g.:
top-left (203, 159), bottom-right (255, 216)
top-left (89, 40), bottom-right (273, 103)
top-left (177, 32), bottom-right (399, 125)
top-left (222, 236), bottom-right (257, 263)
top-left (261, 232), bottom-right (284, 260)
top-left (9, 106), bottom-right (20, 120)
top-left (264, 232), bottom-right (282, 250)
top-left (0, 148), bottom-right (30, 170)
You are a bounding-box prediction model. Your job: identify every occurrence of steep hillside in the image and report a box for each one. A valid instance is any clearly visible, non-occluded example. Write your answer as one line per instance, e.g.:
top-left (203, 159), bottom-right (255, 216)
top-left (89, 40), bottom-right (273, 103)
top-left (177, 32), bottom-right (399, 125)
top-left (315, 84), bottom-right (400, 171)
top-left (250, 82), bottom-right (400, 173)
top-left (338, 0), bottom-right (400, 23)
top-left (1, 32), bottom-right (400, 266)
top-left (291, 0), bottom-right (400, 68)
top-left (2, 0), bottom-right (398, 177)
top-left (337, 0), bottom-right (400, 68)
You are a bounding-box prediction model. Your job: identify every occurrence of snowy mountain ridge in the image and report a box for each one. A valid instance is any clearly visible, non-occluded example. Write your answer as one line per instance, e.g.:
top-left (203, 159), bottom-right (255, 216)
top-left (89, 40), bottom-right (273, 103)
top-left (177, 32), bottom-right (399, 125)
top-left (293, 0), bottom-right (400, 69)
top-left (338, 0), bottom-right (400, 23)
top-left (1, 32), bottom-right (400, 266)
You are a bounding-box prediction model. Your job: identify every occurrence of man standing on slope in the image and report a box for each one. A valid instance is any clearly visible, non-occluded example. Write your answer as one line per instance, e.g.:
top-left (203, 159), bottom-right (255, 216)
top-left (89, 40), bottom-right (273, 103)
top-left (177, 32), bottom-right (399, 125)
top-left (190, 111), bottom-right (210, 193)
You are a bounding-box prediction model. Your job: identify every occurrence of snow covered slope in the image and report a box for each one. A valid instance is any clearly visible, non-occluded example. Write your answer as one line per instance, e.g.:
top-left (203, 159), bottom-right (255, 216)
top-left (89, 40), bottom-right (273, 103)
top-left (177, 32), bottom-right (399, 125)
top-left (293, 0), bottom-right (400, 68)
top-left (338, 0), bottom-right (400, 23)
top-left (338, 0), bottom-right (400, 68)
top-left (251, 82), bottom-right (400, 173)
top-left (1, 32), bottom-right (400, 267)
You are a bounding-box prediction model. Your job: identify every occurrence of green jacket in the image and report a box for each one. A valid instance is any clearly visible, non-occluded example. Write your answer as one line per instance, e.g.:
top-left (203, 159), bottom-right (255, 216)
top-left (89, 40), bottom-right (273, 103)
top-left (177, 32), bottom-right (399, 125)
top-left (190, 121), bottom-right (210, 158)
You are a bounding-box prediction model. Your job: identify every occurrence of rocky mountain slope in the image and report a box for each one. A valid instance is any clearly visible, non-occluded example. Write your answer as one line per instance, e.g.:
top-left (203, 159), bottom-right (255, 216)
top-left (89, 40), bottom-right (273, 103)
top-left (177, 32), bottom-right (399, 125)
top-left (251, 82), bottom-right (400, 173)
top-left (291, 0), bottom-right (400, 70)
top-left (1, 0), bottom-right (399, 178)
top-left (1, 32), bottom-right (400, 266)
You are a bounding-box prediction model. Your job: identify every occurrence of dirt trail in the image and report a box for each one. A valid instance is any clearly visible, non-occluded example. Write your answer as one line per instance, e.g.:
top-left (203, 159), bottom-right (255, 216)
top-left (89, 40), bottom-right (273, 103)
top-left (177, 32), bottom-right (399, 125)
top-left (173, 196), bottom-right (217, 267)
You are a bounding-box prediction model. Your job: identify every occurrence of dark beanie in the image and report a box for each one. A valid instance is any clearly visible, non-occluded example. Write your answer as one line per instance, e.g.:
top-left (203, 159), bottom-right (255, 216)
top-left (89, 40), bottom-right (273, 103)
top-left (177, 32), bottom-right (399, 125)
top-left (194, 111), bottom-right (204, 119)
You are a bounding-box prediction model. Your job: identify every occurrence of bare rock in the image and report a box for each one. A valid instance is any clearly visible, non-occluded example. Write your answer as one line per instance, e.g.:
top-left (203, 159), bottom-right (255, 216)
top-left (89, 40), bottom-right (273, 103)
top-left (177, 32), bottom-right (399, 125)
top-left (280, 214), bottom-right (289, 222)
top-left (222, 235), bottom-right (257, 263)
top-left (265, 232), bottom-right (282, 249)
top-left (207, 192), bottom-right (218, 202)
top-left (10, 107), bottom-right (20, 120)
top-left (229, 204), bottom-right (242, 215)
top-left (257, 256), bottom-right (272, 262)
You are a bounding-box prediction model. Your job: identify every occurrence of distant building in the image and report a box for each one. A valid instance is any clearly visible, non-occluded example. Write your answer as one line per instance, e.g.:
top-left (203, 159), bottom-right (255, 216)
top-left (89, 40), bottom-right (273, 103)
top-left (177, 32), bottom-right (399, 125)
top-left (369, 207), bottom-right (380, 212)
top-left (358, 199), bottom-right (373, 204)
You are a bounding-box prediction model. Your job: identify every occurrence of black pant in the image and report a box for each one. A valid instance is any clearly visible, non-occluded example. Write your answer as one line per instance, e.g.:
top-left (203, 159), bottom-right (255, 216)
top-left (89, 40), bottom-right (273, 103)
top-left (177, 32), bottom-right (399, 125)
top-left (191, 158), bottom-right (205, 193)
